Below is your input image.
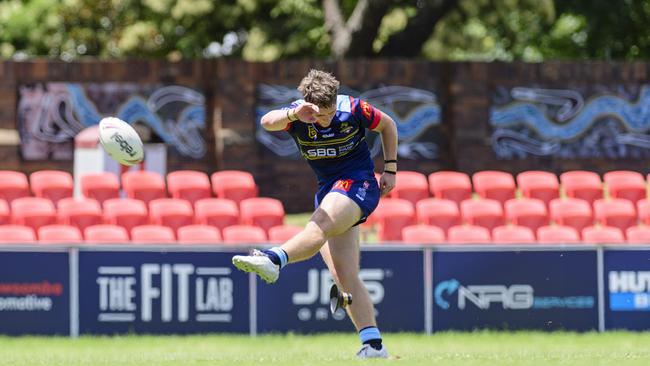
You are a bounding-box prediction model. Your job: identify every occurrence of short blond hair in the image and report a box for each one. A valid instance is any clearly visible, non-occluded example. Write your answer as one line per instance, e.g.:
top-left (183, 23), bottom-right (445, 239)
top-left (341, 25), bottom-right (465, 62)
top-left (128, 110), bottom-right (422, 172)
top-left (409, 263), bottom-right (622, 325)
top-left (297, 69), bottom-right (339, 108)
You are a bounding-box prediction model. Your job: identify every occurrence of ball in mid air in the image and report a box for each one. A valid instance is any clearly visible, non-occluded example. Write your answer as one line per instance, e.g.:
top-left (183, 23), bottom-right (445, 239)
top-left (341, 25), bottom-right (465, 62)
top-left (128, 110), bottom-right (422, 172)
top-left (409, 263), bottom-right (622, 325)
top-left (98, 117), bottom-right (145, 166)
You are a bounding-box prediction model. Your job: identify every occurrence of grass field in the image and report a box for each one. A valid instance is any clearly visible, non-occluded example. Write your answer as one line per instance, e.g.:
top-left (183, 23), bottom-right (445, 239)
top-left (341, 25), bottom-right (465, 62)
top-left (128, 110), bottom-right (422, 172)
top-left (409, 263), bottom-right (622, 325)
top-left (1, 332), bottom-right (650, 366)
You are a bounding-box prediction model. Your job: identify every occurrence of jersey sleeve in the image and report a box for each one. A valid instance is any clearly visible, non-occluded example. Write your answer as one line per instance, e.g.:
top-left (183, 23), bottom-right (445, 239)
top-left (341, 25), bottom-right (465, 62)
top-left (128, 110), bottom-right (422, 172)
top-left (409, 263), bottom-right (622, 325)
top-left (350, 97), bottom-right (382, 130)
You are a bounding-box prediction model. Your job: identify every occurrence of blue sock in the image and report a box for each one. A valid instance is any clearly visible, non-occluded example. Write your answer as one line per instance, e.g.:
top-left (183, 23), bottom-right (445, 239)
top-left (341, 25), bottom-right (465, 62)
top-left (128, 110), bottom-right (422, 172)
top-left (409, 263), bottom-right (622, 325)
top-left (359, 326), bottom-right (382, 350)
top-left (262, 247), bottom-right (288, 268)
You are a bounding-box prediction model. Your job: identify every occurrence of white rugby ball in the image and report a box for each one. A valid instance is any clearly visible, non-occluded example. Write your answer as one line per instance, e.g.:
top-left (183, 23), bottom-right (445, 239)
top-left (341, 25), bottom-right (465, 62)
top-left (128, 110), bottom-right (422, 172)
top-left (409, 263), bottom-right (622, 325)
top-left (98, 117), bottom-right (144, 166)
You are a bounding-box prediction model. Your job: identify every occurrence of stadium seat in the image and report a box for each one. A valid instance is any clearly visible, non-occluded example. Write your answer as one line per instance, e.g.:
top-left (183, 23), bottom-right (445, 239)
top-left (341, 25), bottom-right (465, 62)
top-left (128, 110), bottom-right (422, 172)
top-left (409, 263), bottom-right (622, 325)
top-left (626, 226), bottom-right (650, 244)
top-left (149, 198), bottom-right (194, 232)
top-left (0, 199), bottom-right (9, 225)
top-left (268, 224), bottom-right (303, 243)
top-left (536, 225), bottom-right (581, 244)
top-left (222, 225), bottom-right (267, 244)
top-left (593, 198), bottom-right (637, 232)
top-left (177, 225), bottom-right (221, 244)
top-left (84, 224), bottom-right (130, 244)
top-left (167, 170), bottom-right (212, 205)
top-left (131, 225), bottom-right (176, 243)
top-left (549, 198), bottom-right (593, 234)
top-left (122, 170), bottom-right (167, 205)
top-left (582, 225), bottom-right (625, 244)
top-left (0, 225), bottom-right (36, 243)
top-left (0, 171), bottom-right (30, 203)
top-left (239, 197), bottom-right (285, 233)
top-left (401, 224), bottom-right (446, 244)
top-left (57, 197), bottom-right (103, 231)
top-left (103, 198), bottom-right (149, 234)
top-left (460, 199), bottom-right (504, 231)
top-left (80, 172), bottom-right (120, 205)
top-left (504, 198), bottom-right (548, 232)
top-left (415, 198), bottom-right (460, 232)
top-left (10, 197), bottom-right (57, 231)
top-left (390, 171), bottom-right (429, 205)
top-left (211, 170), bottom-right (258, 205)
top-left (194, 198), bottom-right (240, 231)
top-left (516, 171), bottom-right (559, 207)
top-left (560, 171), bottom-right (603, 206)
top-left (492, 225), bottom-right (536, 244)
top-left (38, 225), bottom-right (83, 244)
top-left (638, 199), bottom-right (650, 225)
top-left (472, 170), bottom-right (516, 206)
top-left (604, 170), bottom-right (647, 204)
top-left (428, 171), bottom-right (472, 205)
top-left (447, 225), bottom-right (491, 244)
top-left (372, 198), bottom-right (416, 241)
top-left (30, 170), bottom-right (73, 204)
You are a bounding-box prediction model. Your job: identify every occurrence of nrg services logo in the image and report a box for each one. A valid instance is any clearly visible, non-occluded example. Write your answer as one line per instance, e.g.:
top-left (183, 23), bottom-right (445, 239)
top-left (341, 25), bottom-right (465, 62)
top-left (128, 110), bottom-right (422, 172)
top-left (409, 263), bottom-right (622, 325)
top-left (434, 279), bottom-right (594, 310)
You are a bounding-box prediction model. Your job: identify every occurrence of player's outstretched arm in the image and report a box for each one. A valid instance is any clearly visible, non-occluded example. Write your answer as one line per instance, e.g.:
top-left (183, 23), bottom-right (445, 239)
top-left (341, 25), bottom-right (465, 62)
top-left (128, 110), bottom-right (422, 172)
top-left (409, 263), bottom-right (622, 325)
top-left (373, 111), bottom-right (398, 196)
top-left (260, 103), bottom-right (320, 131)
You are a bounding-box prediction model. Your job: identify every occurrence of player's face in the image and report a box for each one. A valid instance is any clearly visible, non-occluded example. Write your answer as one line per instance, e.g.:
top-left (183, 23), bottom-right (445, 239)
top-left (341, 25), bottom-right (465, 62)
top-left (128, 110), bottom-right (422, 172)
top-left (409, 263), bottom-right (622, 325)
top-left (314, 104), bottom-right (336, 126)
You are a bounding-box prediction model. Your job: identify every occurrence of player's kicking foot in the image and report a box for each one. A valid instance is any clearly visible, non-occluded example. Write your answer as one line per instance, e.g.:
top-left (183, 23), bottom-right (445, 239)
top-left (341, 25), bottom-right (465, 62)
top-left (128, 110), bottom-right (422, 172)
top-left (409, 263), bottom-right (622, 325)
top-left (356, 344), bottom-right (389, 359)
top-left (232, 249), bottom-right (280, 284)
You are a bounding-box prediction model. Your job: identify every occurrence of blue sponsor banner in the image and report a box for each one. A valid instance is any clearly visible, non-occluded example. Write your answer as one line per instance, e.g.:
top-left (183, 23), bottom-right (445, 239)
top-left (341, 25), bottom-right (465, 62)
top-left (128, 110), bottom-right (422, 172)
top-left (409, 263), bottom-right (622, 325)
top-left (432, 250), bottom-right (598, 331)
top-left (257, 250), bottom-right (424, 333)
top-left (79, 251), bottom-right (249, 334)
top-left (604, 249), bottom-right (650, 330)
top-left (0, 251), bottom-right (69, 335)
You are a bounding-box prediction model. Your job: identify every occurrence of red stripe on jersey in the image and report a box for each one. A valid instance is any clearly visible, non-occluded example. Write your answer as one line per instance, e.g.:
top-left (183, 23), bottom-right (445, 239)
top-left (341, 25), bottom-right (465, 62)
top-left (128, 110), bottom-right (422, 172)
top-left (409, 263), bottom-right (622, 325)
top-left (283, 122), bottom-right (292, 131)
top-left (369, 110), bottom-right (381, 130)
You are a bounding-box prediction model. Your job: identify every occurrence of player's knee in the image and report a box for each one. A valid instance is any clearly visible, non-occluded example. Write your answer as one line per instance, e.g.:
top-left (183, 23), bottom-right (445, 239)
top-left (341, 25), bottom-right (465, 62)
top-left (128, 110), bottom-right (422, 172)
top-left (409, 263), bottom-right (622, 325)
top-left (308, 208), bottom-right (339, 239)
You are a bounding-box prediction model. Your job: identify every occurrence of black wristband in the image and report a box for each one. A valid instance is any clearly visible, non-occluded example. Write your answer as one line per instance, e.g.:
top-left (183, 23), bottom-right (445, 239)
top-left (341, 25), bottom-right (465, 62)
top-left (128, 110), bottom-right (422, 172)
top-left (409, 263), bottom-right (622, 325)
top-left (384, 159), bottom-right (397, 164)
top-left (383, 170), bottom-right (397, 175)
top-left (286, 109), bottom-right (297, 122)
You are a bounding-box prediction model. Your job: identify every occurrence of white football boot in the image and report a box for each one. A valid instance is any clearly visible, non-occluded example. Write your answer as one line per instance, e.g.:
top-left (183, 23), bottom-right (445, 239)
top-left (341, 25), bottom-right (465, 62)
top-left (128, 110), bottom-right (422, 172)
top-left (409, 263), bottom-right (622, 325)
top-left (232, 249), bottom-right (280, 284)
top-left (356, 344), bottom-right (389, 359)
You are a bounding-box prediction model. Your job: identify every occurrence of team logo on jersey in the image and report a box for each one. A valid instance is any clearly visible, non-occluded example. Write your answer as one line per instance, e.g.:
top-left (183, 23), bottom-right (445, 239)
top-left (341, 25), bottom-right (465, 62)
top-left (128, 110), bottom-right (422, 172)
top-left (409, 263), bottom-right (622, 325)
top-left (340, 122), bottom-right (353, 134)
top-left (307, 125), bottom-right (317, 139)
top-left (333, 179), bottom-right (353, 192)
top-left (360, 100), bottom-right (373, 121)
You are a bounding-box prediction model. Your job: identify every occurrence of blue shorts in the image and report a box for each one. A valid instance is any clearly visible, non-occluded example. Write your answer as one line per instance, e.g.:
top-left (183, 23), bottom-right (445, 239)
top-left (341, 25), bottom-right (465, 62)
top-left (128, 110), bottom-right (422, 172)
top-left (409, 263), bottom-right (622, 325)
top-left (314, 172), bottom-right (380, 225)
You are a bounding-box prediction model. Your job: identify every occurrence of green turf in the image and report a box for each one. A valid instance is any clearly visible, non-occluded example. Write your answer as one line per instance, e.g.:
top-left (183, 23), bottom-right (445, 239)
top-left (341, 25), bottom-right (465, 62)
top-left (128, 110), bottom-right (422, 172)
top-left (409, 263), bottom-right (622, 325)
top-left (1, 332), bottom-right (650, 366)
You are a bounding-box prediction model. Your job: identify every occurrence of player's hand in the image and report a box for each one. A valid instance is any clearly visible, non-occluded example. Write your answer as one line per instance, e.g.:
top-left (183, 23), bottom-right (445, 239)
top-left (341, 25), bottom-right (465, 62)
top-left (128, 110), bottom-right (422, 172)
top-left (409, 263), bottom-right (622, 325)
top-left (379, 173), bottom-right (396, 197)
top-left (293, 103), bottom-right (319, 123)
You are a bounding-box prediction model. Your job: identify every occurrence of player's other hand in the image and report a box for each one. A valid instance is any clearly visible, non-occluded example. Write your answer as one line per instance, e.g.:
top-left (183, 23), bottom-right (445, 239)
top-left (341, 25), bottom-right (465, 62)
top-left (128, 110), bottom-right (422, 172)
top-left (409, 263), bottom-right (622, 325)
top-left (294, 103), bottom-right (319, 123)
top-left (379, 173), bottom-right (396, 197)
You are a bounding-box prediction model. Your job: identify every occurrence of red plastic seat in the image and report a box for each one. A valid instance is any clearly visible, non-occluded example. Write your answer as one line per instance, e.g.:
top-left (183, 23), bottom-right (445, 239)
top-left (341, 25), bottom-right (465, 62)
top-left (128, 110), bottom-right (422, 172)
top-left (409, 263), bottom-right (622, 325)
top-left (638, 199), bottom-right (650, 225)
top-left (80, 172), bottom-right (120, 205)
top-left (222, 225), bottom-right (267, 244)
top-left (167, 170), bottom-right (212, 205)
top-left (0, 171), bottom-right (30, 203)
top-left (604, 170), bottom-right (647, 204)
top-left (131, 225), bottom-right (176, 243)
top-left (268, 224), bottom-right (303, 243)
top-left (0, 199), bottom-right (9, 225)
top-left (57, 197), bottom-right (103, 231)
top-left (0, 225), bottom-right (36, 243)
top-left (401, 225), bottom-right (446, 244)
top-left (177, 225), bottom-right (221, 244)
top-left (447, 225), bottom-right (491, 244)
top-left (239, 197), bottom-right (285, 233)
top-left (582, 225), bottom-right (625, 244)
top-left (30, 170), bottom-right (73, 204)
top-left (516, 171), bottom-right (559, 207)
top-left (504, 198), bottom-right (548, 232)
top-left (211, 170), bottom-right (258, 205)
top-left (84, 224), bottom-right (130, 244)
top-left (560, 171), bottom-right (603, 206)
top-left (11, 197), bottom-right (57, 231)
top-left (122, 170), bottom-right (167, 205)
top-left (537, 225), bottom-right (581, 244)
top-left (103, 198), bottom-right (149, 234)
top-left (626, 226), bottom-right (650, 244)
top-left (593, 198), bottom-right (637, 232)
top-left (415, 198), bottom-right (460, 232)
top-left (549, 198), bottom-right (593, 234)
top-left (428, 171), bottom-right (472, 205)
top-left (148, 198), bottom-right (194, 232)
top-left (194, 198), bottom-right (240, 231)
top-left (460, 199), bottom-right (504, 231)
top-left (38, 225), bottom-right (83, 243)
top-left (372, 198), bottom-right (416, 241)
top-left (390, 171), bottom-right (429, 205)
top-left (472, 170), bottom-right (516, 206)
top-left (492, 225), bottom-right (536, 244)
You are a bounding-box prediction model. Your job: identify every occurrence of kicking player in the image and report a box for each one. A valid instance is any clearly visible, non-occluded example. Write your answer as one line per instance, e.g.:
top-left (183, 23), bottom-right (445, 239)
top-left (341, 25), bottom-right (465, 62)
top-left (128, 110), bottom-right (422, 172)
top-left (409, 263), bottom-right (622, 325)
top-left (232, 69), bottom-right (398, 359)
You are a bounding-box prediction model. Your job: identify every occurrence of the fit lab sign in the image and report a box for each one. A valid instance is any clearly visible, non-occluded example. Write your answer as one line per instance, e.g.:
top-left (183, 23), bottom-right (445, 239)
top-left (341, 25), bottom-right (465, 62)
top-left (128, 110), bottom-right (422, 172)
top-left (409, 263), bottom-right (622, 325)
top-left (608, 271), bottom-right (650, 311)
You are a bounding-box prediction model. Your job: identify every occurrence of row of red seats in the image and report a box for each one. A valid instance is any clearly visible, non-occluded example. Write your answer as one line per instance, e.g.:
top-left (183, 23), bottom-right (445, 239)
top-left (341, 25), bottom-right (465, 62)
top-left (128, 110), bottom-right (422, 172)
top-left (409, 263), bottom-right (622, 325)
top-left (0, 224), bottom-right (303, 244)
top-left (401, 224), bottom-right (650, 244)
top-left (0, 169), bottom-right (258, 205)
